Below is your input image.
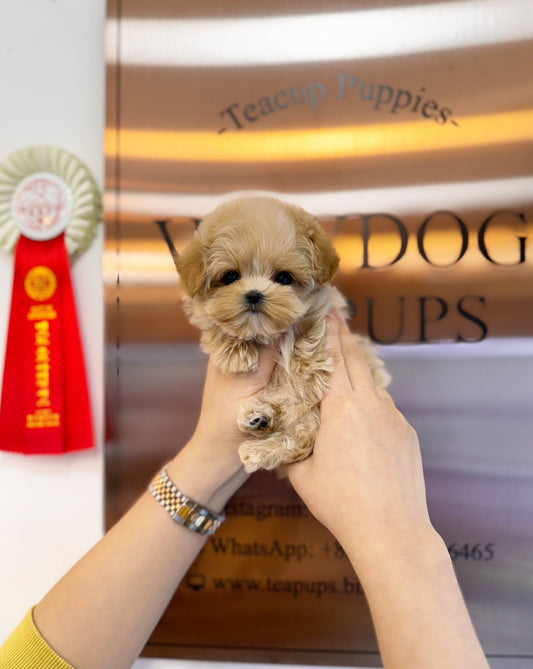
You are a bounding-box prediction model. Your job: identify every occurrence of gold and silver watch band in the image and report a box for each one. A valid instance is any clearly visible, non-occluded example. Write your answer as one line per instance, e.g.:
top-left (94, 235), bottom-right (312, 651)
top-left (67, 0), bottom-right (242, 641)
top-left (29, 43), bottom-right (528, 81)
top-left (148, 465), bottom-right (225, 536)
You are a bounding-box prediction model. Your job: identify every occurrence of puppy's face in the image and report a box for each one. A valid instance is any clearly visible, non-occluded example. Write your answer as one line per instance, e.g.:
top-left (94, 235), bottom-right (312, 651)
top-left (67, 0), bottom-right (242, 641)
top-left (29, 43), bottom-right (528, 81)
top-left (177, 197), bottom-right (339, 341)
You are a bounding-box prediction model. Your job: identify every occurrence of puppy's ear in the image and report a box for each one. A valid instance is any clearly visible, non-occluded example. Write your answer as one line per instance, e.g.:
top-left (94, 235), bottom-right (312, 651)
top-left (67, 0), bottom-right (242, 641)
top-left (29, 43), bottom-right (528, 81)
top-left (288, 204), bottom-right (339, 285)
top-left (310, 219), bottom-right (340, 285)
top-left (176, 236), bottom-right (206, 296)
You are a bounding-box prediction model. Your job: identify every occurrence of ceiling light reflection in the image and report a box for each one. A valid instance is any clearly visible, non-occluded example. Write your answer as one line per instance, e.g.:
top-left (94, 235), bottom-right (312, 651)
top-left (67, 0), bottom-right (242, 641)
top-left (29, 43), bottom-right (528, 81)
top-left (104, 175), bottom-right (533, 219)
top-left (104, 108), bottom-right (533, 165)
top-left (106, 0), bottom-right (533, 68)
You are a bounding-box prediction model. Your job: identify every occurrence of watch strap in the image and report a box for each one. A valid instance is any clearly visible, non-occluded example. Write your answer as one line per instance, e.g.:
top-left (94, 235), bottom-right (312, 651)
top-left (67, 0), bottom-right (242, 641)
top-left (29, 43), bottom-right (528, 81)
top-left (148, 465), bottom-right (225, 536)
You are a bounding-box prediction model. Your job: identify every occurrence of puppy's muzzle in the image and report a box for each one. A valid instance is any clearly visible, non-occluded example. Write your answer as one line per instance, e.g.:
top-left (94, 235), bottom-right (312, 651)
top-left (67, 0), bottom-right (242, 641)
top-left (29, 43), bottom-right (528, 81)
top-left (245, 290), bottom-right (264, 312)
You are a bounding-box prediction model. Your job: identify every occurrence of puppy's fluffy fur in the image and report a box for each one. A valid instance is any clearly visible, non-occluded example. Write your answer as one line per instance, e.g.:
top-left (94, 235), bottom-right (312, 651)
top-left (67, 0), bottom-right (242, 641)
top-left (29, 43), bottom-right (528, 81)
top-left (177, 196), bottom-right (390, 472)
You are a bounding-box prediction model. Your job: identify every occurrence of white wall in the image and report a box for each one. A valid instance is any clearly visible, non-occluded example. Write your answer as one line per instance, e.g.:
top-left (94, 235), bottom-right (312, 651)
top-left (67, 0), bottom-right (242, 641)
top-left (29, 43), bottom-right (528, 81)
top-left (0, 0), bottom-right (106, 643)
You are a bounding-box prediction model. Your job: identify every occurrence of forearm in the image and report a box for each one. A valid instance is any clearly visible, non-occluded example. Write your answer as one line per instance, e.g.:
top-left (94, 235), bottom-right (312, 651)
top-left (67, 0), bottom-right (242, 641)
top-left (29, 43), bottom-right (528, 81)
top-left (347, 530), bottom-right (490, 669)
top-left (33, 446), bottom-right (246, 669)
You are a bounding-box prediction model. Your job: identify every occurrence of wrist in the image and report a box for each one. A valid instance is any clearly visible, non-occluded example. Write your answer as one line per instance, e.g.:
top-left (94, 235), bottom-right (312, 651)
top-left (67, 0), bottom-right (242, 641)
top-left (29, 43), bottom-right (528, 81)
top-left (166, 440), bottom-right (248, 513)
top-left (343, 525), bottom-right (449, 582)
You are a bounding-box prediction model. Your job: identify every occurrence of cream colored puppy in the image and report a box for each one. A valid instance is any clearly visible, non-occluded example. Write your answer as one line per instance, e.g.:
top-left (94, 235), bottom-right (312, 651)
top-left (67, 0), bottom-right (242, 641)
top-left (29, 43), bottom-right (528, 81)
top-left (176, 196), bottom-right (390, 472)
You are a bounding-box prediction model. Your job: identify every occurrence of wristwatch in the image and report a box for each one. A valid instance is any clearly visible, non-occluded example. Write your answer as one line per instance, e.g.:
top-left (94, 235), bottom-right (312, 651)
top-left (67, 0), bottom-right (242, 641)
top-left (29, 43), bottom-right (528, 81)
top-left (148, 465), bottom-right (225, 536)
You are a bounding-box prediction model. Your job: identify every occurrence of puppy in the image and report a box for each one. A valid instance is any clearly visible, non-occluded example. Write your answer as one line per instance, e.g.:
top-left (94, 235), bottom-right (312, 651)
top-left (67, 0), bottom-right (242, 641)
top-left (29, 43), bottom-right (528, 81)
top-left (176, 196), bottom-right (390, 472)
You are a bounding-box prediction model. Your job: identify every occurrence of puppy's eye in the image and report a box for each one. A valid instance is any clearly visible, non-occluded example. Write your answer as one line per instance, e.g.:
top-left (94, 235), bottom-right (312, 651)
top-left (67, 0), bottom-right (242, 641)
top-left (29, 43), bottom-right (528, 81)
top-left (221, 270), bottom-right (240, 285)
top-left (273, 271), bottom-right (293, 286)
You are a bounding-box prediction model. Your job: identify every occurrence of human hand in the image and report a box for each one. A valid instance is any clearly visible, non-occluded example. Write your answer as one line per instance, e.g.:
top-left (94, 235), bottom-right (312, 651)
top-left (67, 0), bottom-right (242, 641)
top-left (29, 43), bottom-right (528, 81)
top-left (168, 344), bottom-right (278, 510)
top-left (286, 314), bottom-right (437, 573)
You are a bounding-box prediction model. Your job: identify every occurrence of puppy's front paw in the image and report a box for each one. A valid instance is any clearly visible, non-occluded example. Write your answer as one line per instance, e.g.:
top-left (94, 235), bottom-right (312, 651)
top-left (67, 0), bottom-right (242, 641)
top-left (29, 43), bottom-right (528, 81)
top-left (214, 341), bottom-right (259, 374)
top-left (237, 402), bottom-right (276, 433)
top-left (238, 438), bottom-right (285, 473)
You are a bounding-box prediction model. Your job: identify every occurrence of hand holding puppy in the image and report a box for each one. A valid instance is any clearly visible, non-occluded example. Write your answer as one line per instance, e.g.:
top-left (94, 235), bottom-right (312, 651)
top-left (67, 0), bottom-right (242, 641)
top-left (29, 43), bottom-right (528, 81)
top-left (287, 314), bottom-right (490, 669)
top-left (286, 313), bottom-right (434, 569)
top-left (167, 344), bottom-right (278, 512)
top-left (176, 196), bottom-right (389, 472)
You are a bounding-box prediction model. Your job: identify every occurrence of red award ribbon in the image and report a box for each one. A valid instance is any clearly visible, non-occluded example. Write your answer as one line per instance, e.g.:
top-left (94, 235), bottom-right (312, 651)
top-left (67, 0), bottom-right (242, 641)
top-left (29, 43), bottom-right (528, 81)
top-left (0, 148), bottom-right (100, 456)
top-left (0, 233), bottom-right (93, 454)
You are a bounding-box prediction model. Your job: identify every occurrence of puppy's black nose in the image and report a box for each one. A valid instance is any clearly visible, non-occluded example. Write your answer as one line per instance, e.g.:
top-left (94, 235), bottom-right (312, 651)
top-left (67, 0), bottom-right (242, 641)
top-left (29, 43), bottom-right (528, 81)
top-left (245, 290), bottom-right (264, 306)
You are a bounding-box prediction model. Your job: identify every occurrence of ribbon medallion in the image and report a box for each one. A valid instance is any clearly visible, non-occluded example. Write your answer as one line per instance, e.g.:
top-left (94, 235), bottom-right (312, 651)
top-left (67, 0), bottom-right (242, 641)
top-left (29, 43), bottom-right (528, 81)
top-left (0, 147), bottom-right (100, 454)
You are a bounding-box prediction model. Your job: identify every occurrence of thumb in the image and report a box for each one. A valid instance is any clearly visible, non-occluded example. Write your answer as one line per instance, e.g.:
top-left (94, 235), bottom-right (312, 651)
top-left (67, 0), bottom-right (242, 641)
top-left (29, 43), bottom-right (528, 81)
top-left (245, 343), bottom-right (278, 395)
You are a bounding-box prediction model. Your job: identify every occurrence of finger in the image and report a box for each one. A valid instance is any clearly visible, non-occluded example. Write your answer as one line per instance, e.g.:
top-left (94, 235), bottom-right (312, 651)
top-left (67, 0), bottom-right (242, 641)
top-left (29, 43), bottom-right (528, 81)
top-left (253, 343), bottom-right (278, 386)
top-left (324, 313), bottom-right (354, 394)
top-left (337, 317), bottom-right (380, 392)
